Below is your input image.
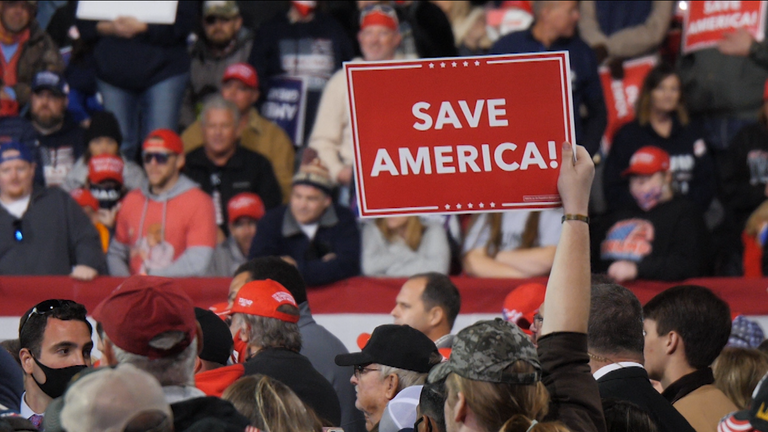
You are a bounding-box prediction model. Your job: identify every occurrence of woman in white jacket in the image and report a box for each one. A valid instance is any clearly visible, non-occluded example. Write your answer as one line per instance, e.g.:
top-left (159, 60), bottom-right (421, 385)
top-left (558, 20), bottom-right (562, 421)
top-left (362, 216), bottom-right (450, 277)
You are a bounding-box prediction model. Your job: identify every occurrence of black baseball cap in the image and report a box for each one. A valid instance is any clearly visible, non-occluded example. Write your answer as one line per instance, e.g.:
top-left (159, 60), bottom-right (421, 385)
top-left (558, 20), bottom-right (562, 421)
top-left (335, 324), bottom-right (439, 373)
top-left (195, 307), bottom-right (233, 366)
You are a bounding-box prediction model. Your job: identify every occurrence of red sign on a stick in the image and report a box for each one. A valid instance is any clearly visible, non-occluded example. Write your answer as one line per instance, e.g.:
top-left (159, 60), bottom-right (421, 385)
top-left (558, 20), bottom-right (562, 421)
top-left (346, 52), bottom-right (575, 218)
top-left (599, 56), bottom-right (657, 154)
top-left (682, 1), bottom-right (767, 54)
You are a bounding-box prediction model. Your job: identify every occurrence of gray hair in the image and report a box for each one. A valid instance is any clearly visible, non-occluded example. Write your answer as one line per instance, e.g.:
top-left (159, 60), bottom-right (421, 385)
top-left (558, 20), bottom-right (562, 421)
top-left (233, 313), bottom-right (302, 352)
top-left (112, 336), bottom-right (198, 387)
top-left (378, 365), bottom-right (428, 393)
top-left (200, 95), bottom-right (240, 126)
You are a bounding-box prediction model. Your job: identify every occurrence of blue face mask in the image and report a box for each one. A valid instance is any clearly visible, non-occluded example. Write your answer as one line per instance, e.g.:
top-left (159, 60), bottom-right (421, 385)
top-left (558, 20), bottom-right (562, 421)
top-left (631, 184), bottom-right (663, 211)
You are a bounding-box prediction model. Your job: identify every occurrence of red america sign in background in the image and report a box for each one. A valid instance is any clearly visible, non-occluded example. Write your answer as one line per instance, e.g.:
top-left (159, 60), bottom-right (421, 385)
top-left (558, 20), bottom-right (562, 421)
top-left (599, 56), bottom-right (657, 154)
top-left (346, 52), bottom-right (576, 218)
top-left (682, 1), bottom-right (767, 54)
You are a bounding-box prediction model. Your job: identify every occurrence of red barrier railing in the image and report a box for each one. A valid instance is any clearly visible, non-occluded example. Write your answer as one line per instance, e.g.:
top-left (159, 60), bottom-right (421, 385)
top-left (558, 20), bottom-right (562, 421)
top-left (0, 276), bottom-right (765, 316)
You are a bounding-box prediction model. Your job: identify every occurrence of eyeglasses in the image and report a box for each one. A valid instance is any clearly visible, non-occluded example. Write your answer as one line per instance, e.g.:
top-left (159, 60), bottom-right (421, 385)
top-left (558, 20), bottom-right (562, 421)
top-left (353, 364), bottom-right (380, 378)
top-left (13, 219), bottom-right (22, 242)
top-left (204, 15), bottom-right (234, 25)
top-left (142, 152), bottom-right (173, 165)
top-left (19, 299), bottom-right (77, 334)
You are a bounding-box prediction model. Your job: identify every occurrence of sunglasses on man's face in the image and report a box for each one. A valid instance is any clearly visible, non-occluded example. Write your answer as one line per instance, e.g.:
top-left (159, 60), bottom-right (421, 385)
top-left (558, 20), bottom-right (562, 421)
top-left (204, 15), bottom-right (234, 26)
top-left (142, 152), bottom-right (173, 165)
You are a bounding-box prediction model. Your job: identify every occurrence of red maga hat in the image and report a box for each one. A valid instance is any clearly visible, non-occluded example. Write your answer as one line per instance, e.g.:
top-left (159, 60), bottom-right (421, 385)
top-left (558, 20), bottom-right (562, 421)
top-left (92, 276), bottom-right (197, 360)
top-left (227, 192), bottom-right (265, 224)
top-left (88, 154), bottom-right (124, 185)
top-left (621, 146), bottom-right (670, 177)
top-left (501, 283), bottom-right (546, 334)
top-left (222, 63), bottom-right (258, 89)
top-left (143, 129), bottom-right (184, 154)
top-left (230, 279), bottom-right (299, 323)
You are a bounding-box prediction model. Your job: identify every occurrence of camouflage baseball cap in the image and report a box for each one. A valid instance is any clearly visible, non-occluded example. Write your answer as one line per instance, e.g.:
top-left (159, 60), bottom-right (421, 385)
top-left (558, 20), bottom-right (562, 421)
top-left (203, 1), bottom-right (239, 18)
top-left (428, 318), bottom-right (540, 384)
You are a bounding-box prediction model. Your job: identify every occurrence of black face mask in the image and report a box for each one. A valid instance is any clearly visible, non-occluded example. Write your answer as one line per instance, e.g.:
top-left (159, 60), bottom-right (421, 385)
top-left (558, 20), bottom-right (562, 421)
top-left (89, 185), bottom-right (123, 209)
top-left (32, 357), bottom-right (87, 399)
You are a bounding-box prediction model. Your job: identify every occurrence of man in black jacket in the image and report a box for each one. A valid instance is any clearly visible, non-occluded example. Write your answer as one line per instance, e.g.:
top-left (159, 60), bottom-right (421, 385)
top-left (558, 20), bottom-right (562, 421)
top-left (0, 141), bottom-right (104, 278)
top-left (184, 95), bottom-right (282, 234)
top-left (588, 283), bottom-right (695, 432)
top-left (28, 71), bottom-right (85, 187)
top-left (232, 278), bottom-right (342, 426)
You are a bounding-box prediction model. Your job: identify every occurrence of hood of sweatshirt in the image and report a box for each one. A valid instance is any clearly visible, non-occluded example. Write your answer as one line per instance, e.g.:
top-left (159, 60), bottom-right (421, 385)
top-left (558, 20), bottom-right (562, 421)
top-left (140, 173), bottom-right (199, 202)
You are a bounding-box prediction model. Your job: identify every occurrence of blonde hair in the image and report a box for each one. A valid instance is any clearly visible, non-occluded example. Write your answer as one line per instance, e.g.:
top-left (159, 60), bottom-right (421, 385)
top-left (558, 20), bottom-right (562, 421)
top-left (375, 217), bottom-right (425, 251)
top-left (444, 361), bottom-right (560, 432)
top-left (713, 347), bottom-right (768, 410)
top-left (469, 212), bottom-right (541, 258)
top-left (222, 374), bottom-right (323, 431)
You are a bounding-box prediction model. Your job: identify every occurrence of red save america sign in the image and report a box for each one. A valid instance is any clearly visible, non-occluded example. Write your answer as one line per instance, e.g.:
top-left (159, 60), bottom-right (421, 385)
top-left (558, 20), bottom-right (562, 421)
top-left (346, 52), bottom-right (575, 218)
top-left (600, 56), bottom-right (657, 154)
top-left (682, 1), bottom-right (767, 54)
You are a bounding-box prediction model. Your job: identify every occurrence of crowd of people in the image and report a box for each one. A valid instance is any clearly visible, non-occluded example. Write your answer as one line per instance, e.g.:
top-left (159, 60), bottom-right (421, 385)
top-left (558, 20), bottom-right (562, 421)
top-left (2, 0), bottom-right (768, 283)
top-left (1, 142), bottom-right (768, 432)
top-left (3, 0), bottom-right (768, 431)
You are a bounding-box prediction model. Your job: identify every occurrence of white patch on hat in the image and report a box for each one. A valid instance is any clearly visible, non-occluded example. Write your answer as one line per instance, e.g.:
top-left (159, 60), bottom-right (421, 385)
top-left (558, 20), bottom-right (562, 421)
top-left (230, 196), bottom-right (256, 208)
top-left (238, 298), bottom-right (253, 308)
top-left (272, 291), bottom-right (296, 305)
top-left (630, 152), bottom-right (656, 165)
top-left (693, 139), bottom-right (707, 157)
top-left (228, 64), bottom-right (254, 80)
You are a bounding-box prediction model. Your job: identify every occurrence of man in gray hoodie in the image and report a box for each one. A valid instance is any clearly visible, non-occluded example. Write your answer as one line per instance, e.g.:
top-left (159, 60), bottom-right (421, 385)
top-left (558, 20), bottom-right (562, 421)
top-left (107, 129), bottom-right (217, 276)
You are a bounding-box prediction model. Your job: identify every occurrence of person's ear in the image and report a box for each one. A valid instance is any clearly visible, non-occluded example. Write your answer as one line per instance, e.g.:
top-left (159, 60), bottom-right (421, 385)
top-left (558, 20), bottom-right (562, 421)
top-left (175, 153), bottom-right (185, 171)
top-left (194, 357), bottom-right (202, 373)
top-left (427, 306), bottom-right (443, 328)
top-left (234, 16), bottom-right (243, 31)
top-left (101, 338), bottom-right (119, 366)
top-left (19, 348), bottom-right (35, 375)
top-left (384, 373), bottom-right (399, 400)
top-left (453, 391), bottom-right (467, 424)
top-left (665, 331), bottom-right (680, 356)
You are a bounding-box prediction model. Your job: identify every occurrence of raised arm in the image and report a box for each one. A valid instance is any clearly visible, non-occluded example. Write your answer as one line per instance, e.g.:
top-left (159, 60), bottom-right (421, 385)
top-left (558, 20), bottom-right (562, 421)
top-left (540, 142), bottom-right (594, 336)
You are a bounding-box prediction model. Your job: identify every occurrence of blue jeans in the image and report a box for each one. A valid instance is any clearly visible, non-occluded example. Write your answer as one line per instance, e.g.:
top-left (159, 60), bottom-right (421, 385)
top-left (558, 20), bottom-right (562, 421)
top-left (98, 73), bottom-right (189, 160)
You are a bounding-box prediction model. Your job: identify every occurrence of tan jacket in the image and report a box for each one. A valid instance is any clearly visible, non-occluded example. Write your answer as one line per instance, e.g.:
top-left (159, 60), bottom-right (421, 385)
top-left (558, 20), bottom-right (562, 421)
top-left (673, 384), bottom-right (738, 432)
top-left (307, 66), bottom-right (353, 184)
top-left (578, 1), bottom-right (674, 59)
top-left (181, 108), bottom-right (295, 202)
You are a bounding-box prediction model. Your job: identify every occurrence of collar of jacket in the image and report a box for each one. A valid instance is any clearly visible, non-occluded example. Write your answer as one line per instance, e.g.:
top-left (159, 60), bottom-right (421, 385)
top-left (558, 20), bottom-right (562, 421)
top-left (190, 27), bottom-right (253, 60)
top-left (282, 204), bottom-right (338, 237)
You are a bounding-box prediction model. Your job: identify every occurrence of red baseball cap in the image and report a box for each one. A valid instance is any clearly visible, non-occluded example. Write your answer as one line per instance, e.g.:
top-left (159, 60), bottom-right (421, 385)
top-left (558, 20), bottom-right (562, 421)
top-left (621, 146), bottom-right (670, 177)
top-left (222, 63), bottom-right (258, 89)
top-left (88, 154), bottom-right (124, 185)
top-left (360, 4), bottom-right (399, 31)
top-left (230, 279), bottom-right (299, 323)
top-left (70, 188), bottom-right (98, 212)
top-left (501, 283), bottom-right (546, 334)
top-left (143, 129), bottom-right (184, 154)
top-left (208, 302), bottom-right (232, 320)
top-left (92, 276), bottom-right (198, 360)
top-left (227, 192), bottom-right (265, 224)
